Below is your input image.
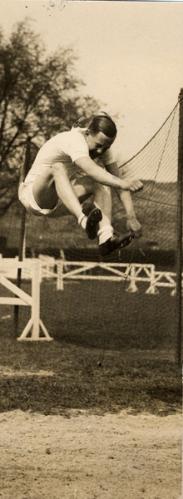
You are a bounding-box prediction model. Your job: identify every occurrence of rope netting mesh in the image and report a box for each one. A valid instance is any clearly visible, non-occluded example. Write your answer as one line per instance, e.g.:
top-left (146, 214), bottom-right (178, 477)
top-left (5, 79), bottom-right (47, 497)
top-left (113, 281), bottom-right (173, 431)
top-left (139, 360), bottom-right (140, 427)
top-left (0, 98), bottom-right (181, 361)
top-left (1, 100), bottom-right (179, 262)
top-left (114, 102), bottom-right (179, 257)
top-left (119, 102), bottom-right (178, 184)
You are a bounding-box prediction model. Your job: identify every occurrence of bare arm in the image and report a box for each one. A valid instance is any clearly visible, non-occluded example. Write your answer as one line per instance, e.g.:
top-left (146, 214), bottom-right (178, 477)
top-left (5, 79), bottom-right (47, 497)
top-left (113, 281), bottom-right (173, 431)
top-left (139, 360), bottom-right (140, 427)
top-left (107, 162), bottom-right (142, 236)
top-left (107, 163), bottom-right (137, 215)
top-left (76, 157), bottom-right (142, 192)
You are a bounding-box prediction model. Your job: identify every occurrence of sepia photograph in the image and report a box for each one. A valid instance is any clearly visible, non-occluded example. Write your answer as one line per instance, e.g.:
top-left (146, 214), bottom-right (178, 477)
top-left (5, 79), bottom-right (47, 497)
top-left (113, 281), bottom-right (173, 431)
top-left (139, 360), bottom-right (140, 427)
top-left (0, 1), bottom-right (182, 498)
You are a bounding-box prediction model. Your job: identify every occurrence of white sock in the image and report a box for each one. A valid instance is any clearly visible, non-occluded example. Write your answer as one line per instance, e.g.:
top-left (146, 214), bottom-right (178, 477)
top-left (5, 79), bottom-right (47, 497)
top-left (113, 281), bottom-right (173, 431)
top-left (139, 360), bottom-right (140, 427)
top-left (78, 212), bottom-right (87, 230)
top-left (98, 225), bottom-right (113, 245)
top-left (93, 203), bottom-right (113, 244)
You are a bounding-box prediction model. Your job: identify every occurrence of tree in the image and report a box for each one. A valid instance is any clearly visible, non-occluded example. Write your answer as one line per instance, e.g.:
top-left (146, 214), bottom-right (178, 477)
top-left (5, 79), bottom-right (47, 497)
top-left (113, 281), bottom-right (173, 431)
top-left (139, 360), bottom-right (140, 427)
top-left (0, 20), bottom-right (100, 213)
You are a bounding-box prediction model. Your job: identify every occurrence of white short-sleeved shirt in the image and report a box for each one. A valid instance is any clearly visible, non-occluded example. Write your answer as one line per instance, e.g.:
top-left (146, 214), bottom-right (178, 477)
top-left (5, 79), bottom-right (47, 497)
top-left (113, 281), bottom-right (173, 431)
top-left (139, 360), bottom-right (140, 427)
top-left (24, 127), bottom-right (114, 185)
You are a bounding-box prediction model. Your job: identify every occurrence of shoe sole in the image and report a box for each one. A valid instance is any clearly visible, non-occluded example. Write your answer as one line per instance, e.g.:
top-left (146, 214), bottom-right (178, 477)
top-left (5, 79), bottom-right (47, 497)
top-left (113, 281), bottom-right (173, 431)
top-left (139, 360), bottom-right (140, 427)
top-left (119, 233), bottom-right (135, 249)
top-left (100, 232), bottom-right (135, 256)
top-left (86, 208), bottom-right (102, 240)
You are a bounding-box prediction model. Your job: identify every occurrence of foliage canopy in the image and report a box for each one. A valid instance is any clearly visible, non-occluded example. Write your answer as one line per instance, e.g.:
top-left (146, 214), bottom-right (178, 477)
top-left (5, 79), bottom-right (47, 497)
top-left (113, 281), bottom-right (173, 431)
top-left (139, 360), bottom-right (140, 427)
top-left (0, 20), bottom-right (100, 213)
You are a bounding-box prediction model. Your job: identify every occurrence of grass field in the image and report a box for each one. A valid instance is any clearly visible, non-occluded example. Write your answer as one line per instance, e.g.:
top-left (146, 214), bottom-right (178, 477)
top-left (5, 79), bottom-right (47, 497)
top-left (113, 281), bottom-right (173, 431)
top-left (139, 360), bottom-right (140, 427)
top-left (0, 279), bottom-right (181, 416)
top-left (0, 278), bottom-right (182, 499)
top-left (0, 137), bottom-right (181, 498)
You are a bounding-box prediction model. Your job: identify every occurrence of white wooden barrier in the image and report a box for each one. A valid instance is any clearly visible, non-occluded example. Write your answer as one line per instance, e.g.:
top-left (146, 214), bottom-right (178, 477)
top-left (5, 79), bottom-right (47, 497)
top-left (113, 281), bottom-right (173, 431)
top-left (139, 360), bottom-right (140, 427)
top-left (55, 260), bottom-right (181, 295)
top-left (56, 260), bottom-right (130, 290)
top-left (0, 257), bottom-right (180, 345)
top-left (38, 254), bottom-right (56, 280)
top-left (146, 270), bottom-right (179, 296)
top-left (0, 258), bottom-right (52, 341)
top-left (0, 257), bottom-right (36, 280)
top-left (0, 256), bottom-right (181, 298)
top-left (126, 264), bottom-right (157, 294)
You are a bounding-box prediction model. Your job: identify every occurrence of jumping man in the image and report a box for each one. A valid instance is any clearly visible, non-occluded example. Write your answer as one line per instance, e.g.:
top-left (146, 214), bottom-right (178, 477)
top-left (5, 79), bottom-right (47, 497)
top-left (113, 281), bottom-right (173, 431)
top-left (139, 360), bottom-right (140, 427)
top-left (18, 113), bottom-right (143, 255)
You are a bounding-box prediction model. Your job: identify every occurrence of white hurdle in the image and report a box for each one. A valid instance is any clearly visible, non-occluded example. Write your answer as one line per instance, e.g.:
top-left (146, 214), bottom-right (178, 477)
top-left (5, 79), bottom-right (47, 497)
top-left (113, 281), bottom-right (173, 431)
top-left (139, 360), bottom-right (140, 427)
top-left (146, 270), bottom-right (179, 295)
top-left (0, 258), bottom-right (52, 341)
top-left (38, 254), bottom-right (56, 280)
top-left (56, 260), bottom-right (130, 290)
top-left (126, 264), bottom-right (158, 294)
top-left (55, 259), bottom-right (180, 295)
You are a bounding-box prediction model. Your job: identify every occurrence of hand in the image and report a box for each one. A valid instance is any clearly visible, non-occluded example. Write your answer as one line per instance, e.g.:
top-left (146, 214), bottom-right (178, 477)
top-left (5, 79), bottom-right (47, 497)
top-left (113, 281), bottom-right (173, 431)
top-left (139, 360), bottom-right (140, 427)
top-left (120, 178), bottom-right (143, 192)
top-left (126, 216), bottom-right (142, 238)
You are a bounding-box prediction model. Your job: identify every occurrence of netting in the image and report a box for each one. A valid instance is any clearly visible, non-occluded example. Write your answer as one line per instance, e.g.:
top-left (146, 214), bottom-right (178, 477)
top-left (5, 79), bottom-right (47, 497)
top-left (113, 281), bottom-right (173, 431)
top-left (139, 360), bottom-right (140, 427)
top-left (29, 101), bottom-right (179, 260)
top-left (0, 97), bottom-right (182, 364)
top-left (117, 102), bottom-right (179, 256)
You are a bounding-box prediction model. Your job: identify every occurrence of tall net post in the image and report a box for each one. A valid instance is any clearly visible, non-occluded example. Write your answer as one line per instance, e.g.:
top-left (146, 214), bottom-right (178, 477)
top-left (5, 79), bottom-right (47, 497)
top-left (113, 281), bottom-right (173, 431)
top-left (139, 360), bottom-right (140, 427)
top-left (14, 137), bottom-right (32, 335)
top-left (176, 89), bottom-right (183, 366)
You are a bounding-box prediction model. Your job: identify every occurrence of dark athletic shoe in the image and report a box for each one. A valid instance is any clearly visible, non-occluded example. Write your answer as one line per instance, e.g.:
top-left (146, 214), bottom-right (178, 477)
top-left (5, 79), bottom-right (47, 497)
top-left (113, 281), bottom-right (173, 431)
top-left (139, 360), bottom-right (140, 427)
top-left (99, 231), bottom-right (135, 256)
top-left (86, 207), bottom-right (102, 240)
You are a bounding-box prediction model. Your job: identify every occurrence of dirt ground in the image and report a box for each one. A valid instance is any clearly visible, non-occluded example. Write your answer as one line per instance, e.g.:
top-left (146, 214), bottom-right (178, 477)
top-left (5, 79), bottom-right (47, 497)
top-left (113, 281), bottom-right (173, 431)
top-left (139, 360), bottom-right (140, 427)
top-left (0, 281), bottom-right (182, 499)
top-left (0, 409), bottom-right (181, 499)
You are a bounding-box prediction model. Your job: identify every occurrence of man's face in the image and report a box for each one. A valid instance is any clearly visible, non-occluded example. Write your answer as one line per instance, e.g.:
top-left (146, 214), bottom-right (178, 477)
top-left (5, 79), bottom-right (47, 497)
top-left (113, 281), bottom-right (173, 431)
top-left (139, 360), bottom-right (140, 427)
top-left (86, 131), bottom-right (114, 159)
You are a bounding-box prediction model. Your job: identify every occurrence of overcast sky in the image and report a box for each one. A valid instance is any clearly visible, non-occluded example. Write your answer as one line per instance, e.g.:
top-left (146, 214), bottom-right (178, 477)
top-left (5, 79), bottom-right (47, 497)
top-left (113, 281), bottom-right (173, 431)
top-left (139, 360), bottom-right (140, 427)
top-left (0, 0), bottom-right (182, 179)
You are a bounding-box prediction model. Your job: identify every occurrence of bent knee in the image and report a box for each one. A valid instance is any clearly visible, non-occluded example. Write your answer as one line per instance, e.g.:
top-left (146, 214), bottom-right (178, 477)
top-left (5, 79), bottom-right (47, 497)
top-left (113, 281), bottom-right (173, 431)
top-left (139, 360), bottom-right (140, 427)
top-left (74, 176), bottom-right (95, 194)
top-left (95, 184), bottom-right (111, 196)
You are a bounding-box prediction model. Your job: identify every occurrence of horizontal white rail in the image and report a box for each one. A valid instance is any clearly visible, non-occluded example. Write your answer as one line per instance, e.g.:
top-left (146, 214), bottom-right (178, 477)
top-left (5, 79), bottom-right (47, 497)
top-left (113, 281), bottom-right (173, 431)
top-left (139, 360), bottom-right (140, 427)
top-left (0, 257), bottom-right (182, 296)
top-left (54, 260), bottom-right (181, 295)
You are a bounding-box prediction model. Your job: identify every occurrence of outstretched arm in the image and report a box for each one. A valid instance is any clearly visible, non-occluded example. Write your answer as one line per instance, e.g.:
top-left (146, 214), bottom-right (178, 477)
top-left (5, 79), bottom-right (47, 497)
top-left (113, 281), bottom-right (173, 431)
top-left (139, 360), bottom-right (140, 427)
top-left (106, 162), bottom-right (142, 237)
top-left (76, 156), bottom-right (142, 192)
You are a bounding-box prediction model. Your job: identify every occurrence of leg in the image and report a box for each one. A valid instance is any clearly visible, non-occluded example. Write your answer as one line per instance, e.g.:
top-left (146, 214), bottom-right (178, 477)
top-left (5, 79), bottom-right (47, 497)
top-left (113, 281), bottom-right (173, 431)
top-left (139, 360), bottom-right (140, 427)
top-left (32, 166), bottom-right (102, 236)
top-left (71, 176), bottom-right (102, 238)
top-left (27, 165), bottom-right (91, 228)
top-left (32, 168), bottom-right (84, 219)
top-left (93, 184), bottom-right (135, 255)
top-left (70, 180), bottom-right (113, 242)
top-left (32, 172), bottom-right (58, 210)
top-left (73, 180), bottom-right (134, 251)
top-left (53, 165), bottom-right (102, 234)
top-left (72, 175), bottom-right (95, 203)
top-left (93, 184), bottom-right (114, 243)
top-left (46, 175), bottom-right (95, 218)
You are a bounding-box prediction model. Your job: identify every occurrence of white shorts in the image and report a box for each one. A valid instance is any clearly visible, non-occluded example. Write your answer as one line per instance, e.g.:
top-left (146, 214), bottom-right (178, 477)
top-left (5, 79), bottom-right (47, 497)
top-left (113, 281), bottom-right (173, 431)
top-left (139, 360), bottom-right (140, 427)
top-left (18, 182), bottom-right (61, 216)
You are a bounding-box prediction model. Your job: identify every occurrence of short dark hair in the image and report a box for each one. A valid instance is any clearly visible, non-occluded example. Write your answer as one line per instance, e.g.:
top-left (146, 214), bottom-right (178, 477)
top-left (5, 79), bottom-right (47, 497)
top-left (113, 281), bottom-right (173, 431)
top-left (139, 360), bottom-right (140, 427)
top-left (74, 112), bottom-right (117, 139)
top-left (88, 113), bottom-right (117, 139)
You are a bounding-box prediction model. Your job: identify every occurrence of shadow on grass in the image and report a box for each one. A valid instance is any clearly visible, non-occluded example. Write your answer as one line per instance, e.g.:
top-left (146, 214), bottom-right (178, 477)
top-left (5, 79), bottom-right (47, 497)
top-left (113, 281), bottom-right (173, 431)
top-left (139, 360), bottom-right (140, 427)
top-left (0, 280), bottom-right (181, 416)
top-left (0, 336), bottom-right (181, 416)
